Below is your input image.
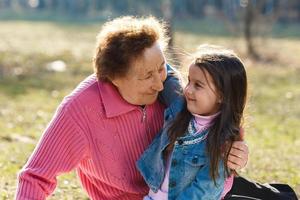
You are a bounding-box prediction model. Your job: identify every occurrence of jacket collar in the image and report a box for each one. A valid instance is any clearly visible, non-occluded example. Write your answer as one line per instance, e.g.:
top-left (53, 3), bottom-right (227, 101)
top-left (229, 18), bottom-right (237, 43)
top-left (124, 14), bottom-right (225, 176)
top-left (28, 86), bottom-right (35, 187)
top-left (98, 80), bottom-right (138, 118)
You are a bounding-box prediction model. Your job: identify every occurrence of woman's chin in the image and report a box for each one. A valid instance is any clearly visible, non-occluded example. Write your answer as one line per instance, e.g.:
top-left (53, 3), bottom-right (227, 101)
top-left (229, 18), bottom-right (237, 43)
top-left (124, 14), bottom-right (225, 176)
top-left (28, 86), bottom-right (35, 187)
top-left (144, 95), bottom-right (158, 105)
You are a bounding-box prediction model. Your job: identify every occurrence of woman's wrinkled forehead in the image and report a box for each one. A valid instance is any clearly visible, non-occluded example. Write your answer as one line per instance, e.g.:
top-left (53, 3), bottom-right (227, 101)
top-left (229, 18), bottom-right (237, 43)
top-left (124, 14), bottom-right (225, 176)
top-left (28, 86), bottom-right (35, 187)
top-left (128, 43), bottom-right (166, 77)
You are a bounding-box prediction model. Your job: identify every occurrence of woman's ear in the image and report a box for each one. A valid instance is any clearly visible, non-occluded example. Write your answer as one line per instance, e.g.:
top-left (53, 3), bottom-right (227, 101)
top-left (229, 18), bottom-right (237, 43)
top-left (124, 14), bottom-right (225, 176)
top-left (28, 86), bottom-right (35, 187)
top-left (111, 79), bottom-right (118, 87)
top-left (110, 77), bottom-right (121, 87)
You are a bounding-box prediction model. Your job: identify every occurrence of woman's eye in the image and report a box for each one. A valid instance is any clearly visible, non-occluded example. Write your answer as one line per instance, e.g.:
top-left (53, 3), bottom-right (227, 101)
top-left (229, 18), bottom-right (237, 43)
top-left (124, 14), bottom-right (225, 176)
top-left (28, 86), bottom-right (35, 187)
top-left (145, 74), bottom-right (152, 80)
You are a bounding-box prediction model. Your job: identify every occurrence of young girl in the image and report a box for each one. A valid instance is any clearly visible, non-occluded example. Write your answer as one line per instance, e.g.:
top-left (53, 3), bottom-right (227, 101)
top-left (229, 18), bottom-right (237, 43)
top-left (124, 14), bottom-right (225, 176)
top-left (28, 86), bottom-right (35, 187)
top-left (137, 45), bottom-right (248, 200)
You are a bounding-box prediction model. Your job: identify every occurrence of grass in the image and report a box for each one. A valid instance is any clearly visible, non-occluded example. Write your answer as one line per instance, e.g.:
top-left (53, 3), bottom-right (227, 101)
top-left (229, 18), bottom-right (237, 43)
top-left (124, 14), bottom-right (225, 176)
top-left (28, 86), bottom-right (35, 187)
top-left (0, 19), bottom-right (299, 199)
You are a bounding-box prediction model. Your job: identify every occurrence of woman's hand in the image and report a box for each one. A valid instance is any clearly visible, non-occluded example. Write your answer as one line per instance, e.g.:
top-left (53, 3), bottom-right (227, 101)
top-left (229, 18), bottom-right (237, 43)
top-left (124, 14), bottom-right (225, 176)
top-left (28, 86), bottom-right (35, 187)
top-left (227, 141), bottom-right (249, 170)
top-left (227, 128), bottom-right (249, 170)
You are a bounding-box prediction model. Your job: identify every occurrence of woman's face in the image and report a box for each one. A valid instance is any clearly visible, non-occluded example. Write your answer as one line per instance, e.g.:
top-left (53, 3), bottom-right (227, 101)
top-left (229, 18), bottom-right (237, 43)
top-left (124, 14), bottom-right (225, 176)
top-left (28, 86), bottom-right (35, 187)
top-left (184, 64), bottom-right (221, 116)
top-left (112, 42), bottom-right (167, 106)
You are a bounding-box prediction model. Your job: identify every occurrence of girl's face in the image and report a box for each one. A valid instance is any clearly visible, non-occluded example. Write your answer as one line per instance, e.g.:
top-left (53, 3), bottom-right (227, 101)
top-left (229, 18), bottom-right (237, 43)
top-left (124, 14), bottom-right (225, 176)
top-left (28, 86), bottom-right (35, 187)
top-left (184, 64), bottom-right (221, 116)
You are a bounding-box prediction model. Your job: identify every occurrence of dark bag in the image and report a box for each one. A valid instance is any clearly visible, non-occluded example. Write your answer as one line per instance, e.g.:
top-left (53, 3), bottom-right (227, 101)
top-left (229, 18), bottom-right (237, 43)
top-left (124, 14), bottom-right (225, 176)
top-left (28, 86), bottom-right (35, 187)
top-left (224, 176), bottom-right (298, 200)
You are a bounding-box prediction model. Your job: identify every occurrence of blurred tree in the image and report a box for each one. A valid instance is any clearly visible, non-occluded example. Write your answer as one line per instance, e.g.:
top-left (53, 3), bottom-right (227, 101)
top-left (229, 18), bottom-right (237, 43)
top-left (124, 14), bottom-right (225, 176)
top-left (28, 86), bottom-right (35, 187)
top-left (37, 0), bottom-right (46, 9)
top-left (244, 0), bottom-right (258, 59)
top-left (186, 0), bottom-right (207, 18)
top-left (161, 0), bottom-right (173, 48)
top-left (0, 0), bottom-right (11, 8)
top-left (172, 0), bottom-right (206, 18)
top-left (18, 0), bottom-right (28, 9)
top-left (2, 0), bottom-right (300, 23)
top-left (88, 0), bottom-right (108, 16)
top-left (110, 0), bottom-right (129, 14)
top-left (278, 0), bottom-right (300, 23)
top-left (243, 0), bottom-right (280, 59)
top-left (214, 0), bottom-right (223, 11)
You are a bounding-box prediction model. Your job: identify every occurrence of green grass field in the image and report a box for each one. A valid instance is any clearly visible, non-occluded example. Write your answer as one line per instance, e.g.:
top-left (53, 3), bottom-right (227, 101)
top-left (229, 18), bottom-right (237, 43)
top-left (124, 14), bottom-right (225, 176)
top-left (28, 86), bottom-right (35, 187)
top-left (0, 20), bottom-right (299, 199)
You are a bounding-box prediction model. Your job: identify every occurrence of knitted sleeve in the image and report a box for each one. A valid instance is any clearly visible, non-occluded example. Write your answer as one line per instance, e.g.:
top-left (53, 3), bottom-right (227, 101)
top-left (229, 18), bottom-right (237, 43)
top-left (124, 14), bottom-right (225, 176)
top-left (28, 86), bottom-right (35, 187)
top-left (15, 102), bottom-right (89, 200)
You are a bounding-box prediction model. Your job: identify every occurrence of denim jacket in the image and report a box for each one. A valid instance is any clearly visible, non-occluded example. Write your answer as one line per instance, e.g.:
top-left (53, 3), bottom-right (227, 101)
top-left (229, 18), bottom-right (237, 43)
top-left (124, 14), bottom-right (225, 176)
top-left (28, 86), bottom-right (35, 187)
top-left (137, 65), bottom-right (225, 200)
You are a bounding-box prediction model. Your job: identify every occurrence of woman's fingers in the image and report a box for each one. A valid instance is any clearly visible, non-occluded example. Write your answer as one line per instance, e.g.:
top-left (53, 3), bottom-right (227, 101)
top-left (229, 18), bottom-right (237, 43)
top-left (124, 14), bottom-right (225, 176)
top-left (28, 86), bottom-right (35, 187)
top-left (227, 159), bottom-right (241, 170)
top-left (227, 141), bottom-right (249, 169)
top-left (232, 141), bottom-right (248, 153)
top-left (227, 153), bottom-right (243, 170)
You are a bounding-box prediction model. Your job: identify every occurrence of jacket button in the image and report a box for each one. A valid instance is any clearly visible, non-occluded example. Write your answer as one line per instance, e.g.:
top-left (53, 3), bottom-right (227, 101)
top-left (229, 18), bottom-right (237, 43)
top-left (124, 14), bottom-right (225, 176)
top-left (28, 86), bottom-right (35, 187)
top-left (192, 156), bottom-right (198, 164)
top-left (171, 159), bottom-right (177, 166)
top-left (169, 181), bottom-right (176, 188)
top-left (177, 139), bottom-right (183, 145)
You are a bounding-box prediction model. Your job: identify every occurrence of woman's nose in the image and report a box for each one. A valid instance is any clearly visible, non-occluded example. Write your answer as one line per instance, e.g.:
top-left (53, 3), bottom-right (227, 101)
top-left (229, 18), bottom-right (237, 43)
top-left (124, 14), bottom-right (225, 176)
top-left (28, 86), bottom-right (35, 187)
top-left (152, 73), bottom-right (164, 91)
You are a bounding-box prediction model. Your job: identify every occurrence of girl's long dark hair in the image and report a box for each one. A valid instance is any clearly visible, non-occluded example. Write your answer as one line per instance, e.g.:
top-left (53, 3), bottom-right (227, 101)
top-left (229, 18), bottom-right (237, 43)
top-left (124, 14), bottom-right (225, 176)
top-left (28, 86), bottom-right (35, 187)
top-left (166, 46), bottom-right (248, 182)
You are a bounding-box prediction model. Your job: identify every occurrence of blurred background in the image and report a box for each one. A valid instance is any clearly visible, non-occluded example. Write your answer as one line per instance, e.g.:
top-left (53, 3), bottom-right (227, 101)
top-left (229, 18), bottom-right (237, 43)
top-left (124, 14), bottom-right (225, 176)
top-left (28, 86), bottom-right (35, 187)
top-left (0, 0), bottom-right (299, 199)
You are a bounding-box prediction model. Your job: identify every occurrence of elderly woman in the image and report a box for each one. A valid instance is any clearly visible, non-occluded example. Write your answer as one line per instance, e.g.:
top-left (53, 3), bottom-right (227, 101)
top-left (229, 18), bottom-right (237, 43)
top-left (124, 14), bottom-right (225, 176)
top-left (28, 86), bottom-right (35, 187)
top-left (15, 16), bottom-right (248, 200)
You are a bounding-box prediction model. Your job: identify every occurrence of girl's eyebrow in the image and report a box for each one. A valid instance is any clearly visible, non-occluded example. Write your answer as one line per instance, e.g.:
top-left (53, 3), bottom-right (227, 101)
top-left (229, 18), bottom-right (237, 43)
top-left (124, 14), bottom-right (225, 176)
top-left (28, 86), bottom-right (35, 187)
top-left (196, 80), bottom-right (205, 84)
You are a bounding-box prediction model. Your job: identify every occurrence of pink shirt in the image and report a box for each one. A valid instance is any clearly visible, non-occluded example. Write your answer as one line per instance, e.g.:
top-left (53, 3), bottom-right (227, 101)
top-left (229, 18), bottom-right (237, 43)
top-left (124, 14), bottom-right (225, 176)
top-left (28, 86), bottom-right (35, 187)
top-left (16, 74), bottom-right (165, 200)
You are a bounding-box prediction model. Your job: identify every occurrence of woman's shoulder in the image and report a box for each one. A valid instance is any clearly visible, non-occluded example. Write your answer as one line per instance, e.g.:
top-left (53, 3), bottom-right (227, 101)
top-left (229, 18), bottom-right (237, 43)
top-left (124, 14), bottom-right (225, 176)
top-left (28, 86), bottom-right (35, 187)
top-left (60, 74), bottom-right (102, 110)
top-left (70, 74), bottom-right (99, 99)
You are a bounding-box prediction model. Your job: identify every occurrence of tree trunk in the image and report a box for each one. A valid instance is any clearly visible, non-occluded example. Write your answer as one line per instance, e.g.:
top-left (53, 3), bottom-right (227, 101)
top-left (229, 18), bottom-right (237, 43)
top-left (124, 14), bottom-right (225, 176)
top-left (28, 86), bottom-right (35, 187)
top-left (161, 0), bottom-right (173, 48)
top-left (244, 1), bottom-right (259, 59)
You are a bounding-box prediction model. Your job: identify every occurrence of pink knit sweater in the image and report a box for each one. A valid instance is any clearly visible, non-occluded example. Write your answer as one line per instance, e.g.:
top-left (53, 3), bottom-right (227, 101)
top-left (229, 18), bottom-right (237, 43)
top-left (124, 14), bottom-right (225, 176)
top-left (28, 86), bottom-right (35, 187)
top-left (16, 74), bottom-right (165, 200)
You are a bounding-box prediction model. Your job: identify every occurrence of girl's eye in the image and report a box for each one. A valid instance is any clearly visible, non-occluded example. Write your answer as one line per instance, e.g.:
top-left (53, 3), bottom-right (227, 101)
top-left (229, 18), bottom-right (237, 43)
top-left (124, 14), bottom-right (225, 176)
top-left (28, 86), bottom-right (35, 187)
top-left (195, 83), bottom-right (202, 88)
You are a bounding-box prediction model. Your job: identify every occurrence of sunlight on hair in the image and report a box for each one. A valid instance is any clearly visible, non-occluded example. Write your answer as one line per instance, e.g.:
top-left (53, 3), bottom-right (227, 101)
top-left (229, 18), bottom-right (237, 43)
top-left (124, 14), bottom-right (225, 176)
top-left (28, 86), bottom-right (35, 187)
top-left (96, 15), bottom-right (170, 52)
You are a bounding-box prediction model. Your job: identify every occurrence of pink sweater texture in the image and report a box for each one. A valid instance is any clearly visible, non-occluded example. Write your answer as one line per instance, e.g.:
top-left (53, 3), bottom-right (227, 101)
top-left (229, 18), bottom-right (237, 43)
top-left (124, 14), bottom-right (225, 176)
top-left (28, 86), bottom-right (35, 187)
top-left (16, 74), bottom-right (165, 200)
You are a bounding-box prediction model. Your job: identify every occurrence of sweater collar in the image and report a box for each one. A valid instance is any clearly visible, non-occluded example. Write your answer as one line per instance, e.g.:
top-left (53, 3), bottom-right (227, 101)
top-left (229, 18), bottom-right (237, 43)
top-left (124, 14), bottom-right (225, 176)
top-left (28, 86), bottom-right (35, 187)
top-left (98, 81), bottom-right (138, 118)
top-left (192, 111), bottom-right (220, 127)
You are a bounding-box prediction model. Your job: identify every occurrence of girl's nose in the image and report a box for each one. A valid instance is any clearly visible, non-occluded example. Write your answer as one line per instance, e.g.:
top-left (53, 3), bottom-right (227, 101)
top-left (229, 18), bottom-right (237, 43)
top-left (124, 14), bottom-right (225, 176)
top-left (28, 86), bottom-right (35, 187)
top-left (184, 85), bottom-right (192, 96)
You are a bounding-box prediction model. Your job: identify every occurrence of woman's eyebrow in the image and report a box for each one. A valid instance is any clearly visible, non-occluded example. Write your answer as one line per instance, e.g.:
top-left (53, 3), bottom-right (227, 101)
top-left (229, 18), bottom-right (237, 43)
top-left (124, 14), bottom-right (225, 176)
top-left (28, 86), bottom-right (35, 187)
top-left (144, 61), bottom-right (166, 76)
